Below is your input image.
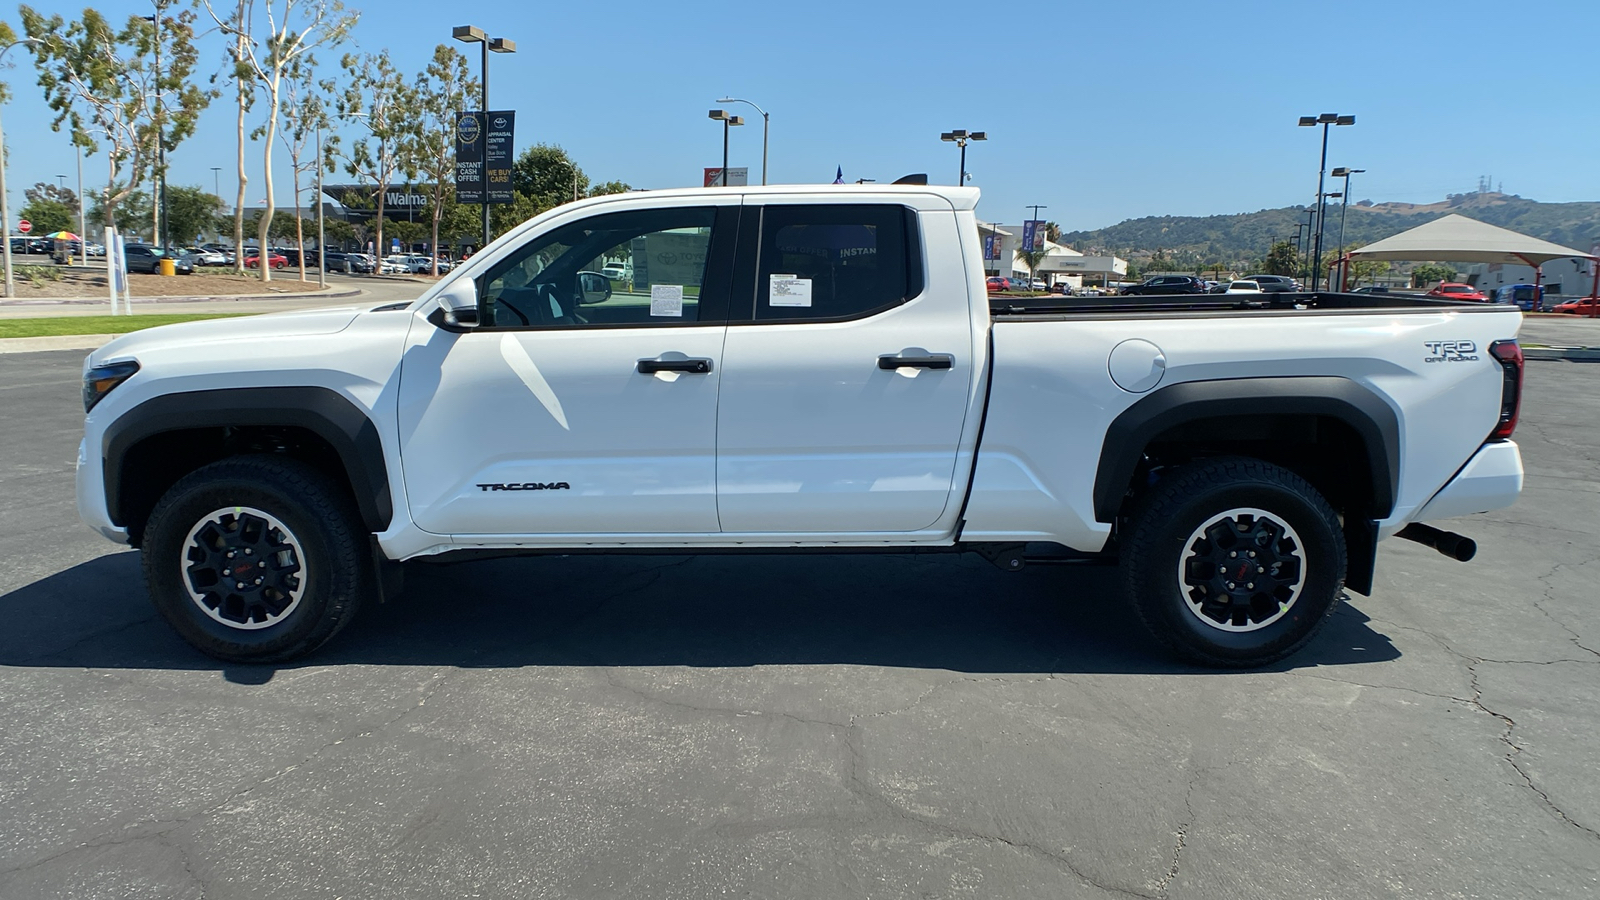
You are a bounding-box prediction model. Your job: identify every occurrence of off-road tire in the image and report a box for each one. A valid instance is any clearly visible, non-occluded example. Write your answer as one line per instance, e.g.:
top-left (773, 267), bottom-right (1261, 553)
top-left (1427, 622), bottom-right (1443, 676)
top-left (1122, 457), bottom-right (1346, 668)
top-left (142, 455), bottom-right (370, 662)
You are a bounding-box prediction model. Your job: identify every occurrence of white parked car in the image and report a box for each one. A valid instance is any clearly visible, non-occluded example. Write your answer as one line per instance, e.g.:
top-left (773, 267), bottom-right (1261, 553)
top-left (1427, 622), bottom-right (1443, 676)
top-left (601, 261), bottom-right (630, 282)
top-left (1224, 280), bottom-right (1264, 294)
top-left (76, 184), bottom-right (1526, 669)
top-left (380, 254), bottom-right (411, 275)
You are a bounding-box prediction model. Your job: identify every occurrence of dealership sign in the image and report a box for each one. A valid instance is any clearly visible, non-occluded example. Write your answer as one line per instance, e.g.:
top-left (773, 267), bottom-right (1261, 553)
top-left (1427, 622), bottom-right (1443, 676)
top-left (485, 111), bottom-right (515, 204)
top-left (455, 112), bottom-right (485, 204)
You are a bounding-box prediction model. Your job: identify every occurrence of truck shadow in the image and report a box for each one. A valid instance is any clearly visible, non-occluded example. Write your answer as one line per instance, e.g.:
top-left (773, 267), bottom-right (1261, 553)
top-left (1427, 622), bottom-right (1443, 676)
top-left (0, 550), bottom-right (1398, 678)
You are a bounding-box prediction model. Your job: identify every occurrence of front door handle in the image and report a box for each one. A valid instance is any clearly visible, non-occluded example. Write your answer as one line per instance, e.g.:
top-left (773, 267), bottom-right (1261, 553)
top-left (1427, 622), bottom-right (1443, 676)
top-left (878, 353), bottom-right (953, 370)
top-left (637, 357), bottom-right (713, 374)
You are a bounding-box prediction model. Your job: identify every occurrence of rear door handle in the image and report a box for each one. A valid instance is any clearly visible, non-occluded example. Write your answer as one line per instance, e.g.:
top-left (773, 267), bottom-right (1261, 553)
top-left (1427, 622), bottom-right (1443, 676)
top-left (637, 357), bottom-right (713, 374)
top-left (878, 353), bottom-right (953, 370)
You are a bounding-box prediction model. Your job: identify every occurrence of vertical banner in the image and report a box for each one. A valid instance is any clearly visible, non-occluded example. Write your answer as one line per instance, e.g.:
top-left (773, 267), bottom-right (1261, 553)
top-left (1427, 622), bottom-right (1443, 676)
top-left (1022, 220), bottom-right (1045, 253)
top-left (983, 233), bottom-right (1000, 261)
top-left (485, 111), bottom-right (516, 204)
top-left (454, 111), bottom-right (485, 204)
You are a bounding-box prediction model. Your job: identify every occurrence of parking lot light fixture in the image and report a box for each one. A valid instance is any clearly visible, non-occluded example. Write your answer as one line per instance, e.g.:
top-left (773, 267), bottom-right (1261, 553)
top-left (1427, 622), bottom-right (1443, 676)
top-left (1299, 112), bottom-right (1355, 291)
top-left (454, 25), bottom-right (515, 249)
top-left (708, 110), bottom-right (744, 186)
top-left (717, 97), bottom-right (769, 184)
top-left (940, 129), bottom-right (987, 186)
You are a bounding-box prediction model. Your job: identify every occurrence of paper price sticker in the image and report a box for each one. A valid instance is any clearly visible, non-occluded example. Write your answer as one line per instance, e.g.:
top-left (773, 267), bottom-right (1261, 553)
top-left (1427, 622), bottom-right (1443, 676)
top-left (650, 284), bottom-right (684, 317)
top-left (769, 274), bottom-right (812, 307)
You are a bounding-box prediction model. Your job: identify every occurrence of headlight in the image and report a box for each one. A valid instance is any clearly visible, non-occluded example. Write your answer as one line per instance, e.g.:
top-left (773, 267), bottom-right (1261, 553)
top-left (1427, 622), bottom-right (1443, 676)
top-left (83, 359), bottom-right (140, 412)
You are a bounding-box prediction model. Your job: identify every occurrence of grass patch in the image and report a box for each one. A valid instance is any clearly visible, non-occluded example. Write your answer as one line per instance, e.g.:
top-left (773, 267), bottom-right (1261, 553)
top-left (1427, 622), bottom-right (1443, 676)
top-left (0, 313), bottom-right (247, 339)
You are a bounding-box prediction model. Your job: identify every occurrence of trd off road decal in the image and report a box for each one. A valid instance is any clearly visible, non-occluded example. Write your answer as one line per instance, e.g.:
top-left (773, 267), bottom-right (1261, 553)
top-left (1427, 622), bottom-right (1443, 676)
top-left (1423, 340), bottom-right (1479, 363)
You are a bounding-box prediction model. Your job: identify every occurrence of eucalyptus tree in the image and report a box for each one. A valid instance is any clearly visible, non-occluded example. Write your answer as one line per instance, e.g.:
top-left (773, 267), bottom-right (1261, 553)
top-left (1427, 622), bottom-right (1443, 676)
top-left (279, 57), bottom-right (331, 281)
top-left (403, 44), bottom-right (478, 274)
top-left (21, 5), bottom-right (209, 247)
top-left (202, 0), bottom-right (357, 282)
top-left (332, 49), bottom-right (413, 260)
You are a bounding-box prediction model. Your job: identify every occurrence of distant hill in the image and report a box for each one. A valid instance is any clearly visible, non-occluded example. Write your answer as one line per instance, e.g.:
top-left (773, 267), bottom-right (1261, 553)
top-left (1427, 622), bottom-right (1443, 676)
top-left (1060, 193), bottom-right (1600, 266)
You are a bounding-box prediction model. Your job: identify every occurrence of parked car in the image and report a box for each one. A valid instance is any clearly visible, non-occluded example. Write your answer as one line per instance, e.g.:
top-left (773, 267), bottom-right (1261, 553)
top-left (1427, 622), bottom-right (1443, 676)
top-left (1551, 296), bottom-right (1600, 315)
top-left (188, 248), bottom-right (229, 267)
top-left (121, 244), bottom-right (194, 275)
top-left (985, 276), bottom-right (1010, 292)
top-left (1241, 275), bottom-right (1301, 293)
top-left (1120, 275), bottom-right (1207, 295)
top-left (344, 253), bottom-right (376, 274)
top-left (244, 250), bottom-right (288, 269)
top-left (1224, 280), bottom-right (1264, 294)
top-left (1350, 286), bottom-right (1391, 294)
top-left (601, 261), bottom-right (630, 282)
top-left (1490, 284), bottom-right (1544, 311)
top-left (75, 183), bottom-right (1527, 669)
top-left (380, 254), bottom-right (411, 275)
top-left (1425, 283), bottom-right (1488, 302)
top-left (404, 254), bottom-right (449, 274)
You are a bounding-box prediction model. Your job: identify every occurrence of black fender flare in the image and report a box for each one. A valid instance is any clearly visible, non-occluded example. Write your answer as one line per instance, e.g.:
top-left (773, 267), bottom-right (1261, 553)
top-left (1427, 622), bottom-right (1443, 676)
top-left (1092, 376), bottom-right (1401, 524)
top-left (102, 386), bottom-right (393, 533)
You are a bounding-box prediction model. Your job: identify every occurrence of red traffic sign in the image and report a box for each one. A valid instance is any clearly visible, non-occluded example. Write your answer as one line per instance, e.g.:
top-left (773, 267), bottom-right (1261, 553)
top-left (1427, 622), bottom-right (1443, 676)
top-left (16, 220), bottom-right (31, 234)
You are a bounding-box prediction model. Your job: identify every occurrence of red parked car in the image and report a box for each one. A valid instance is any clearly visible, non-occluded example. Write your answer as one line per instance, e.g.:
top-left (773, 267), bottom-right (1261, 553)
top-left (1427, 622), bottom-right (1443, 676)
top-left (986, 276), bottom-right (1010, 292)
top-left (1552, 296), bottom-right (1600, 315)
top-left (244, 250), bottom-right (288, 269)
top-left (1425, 282), bottom-right (1488, 302)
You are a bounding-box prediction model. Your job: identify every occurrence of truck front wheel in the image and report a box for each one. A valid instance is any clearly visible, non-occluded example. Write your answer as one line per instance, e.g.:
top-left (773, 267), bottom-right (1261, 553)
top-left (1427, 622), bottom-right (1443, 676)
top-left (142, 456), bottom-right (370, 663)
top-left (1121, 457), bottom-right (1346, 668)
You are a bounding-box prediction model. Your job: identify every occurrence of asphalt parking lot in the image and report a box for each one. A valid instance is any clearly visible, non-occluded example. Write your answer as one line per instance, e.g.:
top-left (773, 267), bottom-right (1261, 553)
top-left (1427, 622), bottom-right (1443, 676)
top-left (1, 343), bottom-right (1596, 898)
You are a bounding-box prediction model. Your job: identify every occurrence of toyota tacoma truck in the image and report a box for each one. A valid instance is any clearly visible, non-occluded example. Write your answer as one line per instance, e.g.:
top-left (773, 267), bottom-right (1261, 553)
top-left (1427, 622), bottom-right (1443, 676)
top-left (75, 185), bottom-right (1526, 667)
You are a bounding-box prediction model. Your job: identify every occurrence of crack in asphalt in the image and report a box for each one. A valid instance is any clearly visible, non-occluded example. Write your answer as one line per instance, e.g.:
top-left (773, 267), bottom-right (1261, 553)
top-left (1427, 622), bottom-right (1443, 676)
top-left (1152, 768), bottom-right (1198, 898)
top-left (1466, 661), bottom-right (1600, 842)
top-left (1355, 612), bottom-right (1599, 841)
top-left (1532, 556), bottom-right (1600, 660)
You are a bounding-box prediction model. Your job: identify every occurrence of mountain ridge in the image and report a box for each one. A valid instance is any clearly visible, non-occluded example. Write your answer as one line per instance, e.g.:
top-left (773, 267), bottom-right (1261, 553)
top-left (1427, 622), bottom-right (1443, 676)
top-left (1060, 192), bottom-right (1600, 265)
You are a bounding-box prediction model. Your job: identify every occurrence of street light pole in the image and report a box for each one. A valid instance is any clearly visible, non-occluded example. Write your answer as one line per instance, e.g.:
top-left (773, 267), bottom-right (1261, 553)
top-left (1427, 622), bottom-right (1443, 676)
top-left (1298, 113), bottom-right (1354, 292)
top-left (453, 25), bottom-right (516, 251)
top-left (1319, 192), bottom-right (1342, 289)
top-left (939, 130), bottom-right (987, 186)
top-left (717, 97), bottom-right (769, 185)
top-left (0, 37), bottom-right (41, 298)
top-left (707, 110), bottom-right (744, 185)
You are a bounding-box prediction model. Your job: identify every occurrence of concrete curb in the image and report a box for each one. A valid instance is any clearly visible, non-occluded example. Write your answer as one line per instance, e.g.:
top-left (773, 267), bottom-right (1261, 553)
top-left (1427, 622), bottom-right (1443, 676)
top-left (0, 334), bottom-right (118, 354)
top-left (0, 287), bottom-right (364, 308)
top-left (1525, 346), bottom-right (1600, 361)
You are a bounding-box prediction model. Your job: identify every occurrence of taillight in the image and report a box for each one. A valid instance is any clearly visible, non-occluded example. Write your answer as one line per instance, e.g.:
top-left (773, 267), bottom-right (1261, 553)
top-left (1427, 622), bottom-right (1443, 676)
top-left (1488, 339), bottom-right (1523, 440)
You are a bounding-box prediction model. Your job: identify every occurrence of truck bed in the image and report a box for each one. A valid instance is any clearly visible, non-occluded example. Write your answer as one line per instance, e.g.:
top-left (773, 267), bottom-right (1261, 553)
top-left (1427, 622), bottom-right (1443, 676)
top-left (990, 291), bottom-right (1490, 319)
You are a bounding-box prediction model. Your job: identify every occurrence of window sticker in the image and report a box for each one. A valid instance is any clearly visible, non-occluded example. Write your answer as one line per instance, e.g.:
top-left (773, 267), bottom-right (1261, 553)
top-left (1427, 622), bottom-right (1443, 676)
top-left (650, 284), bottom-right (684, 317)
top-left (769, 274), bottom-right (812, 307)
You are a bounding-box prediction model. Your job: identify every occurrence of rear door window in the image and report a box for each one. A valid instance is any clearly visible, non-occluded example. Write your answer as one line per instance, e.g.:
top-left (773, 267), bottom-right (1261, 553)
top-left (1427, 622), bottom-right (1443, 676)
top-left (748, 204), bottom-right (917, 322)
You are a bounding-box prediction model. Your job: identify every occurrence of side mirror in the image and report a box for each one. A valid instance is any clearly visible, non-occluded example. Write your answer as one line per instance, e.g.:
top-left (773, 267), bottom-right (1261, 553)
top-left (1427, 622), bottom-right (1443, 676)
top-left (578, 271), bottom-right (612, 306)
top-left (431, 280), bottom-right (481, 332)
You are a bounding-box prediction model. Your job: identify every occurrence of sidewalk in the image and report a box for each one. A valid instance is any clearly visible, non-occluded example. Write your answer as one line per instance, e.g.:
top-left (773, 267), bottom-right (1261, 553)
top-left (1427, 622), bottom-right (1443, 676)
top-left (0, 286), bottom-right (365, 317)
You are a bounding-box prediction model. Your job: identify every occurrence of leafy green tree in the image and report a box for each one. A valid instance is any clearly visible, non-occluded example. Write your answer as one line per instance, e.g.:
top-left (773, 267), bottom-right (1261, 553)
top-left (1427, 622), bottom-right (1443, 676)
top-left (512, 144), bottom-right (589, 209)
top-left (1015, 247), bottom-right (1049, 287)
top-left (331, 49), bottom-right (412, 266)
top-left (19, 182), bottom-right (77, 235)
top-left (1411, 263), bottom-right (1456, 287)
top-left (202, 0), bottom-right (355, 282)
top-left (588, 180), bottom-right (631, 198)
top-left (1263, 240), bottom-right (1299, 276)
top-left (490, 193), bottom-right (541, 242)
top-left (163, 185), bottom-right (226, 246)
top-left (322, 218), bottom-right (355, 249)
top-left (403, 44), bottom-right (477, 274)
top-left (1348, 258), bottom-right (1390, 288)
top-left (22, 4), bottom-right (209, 239)
top-left (89, 188), bottom-right (152, 237)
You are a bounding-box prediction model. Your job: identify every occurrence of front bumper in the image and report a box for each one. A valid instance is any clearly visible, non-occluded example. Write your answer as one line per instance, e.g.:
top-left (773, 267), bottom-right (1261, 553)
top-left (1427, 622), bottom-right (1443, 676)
top-left (76, 437), bottom-right (129, 545)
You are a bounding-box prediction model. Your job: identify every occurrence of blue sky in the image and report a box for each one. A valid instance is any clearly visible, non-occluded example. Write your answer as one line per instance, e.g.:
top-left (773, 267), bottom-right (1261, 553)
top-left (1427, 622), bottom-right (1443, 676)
top-left (4, 0), bottom-right (1598, 232)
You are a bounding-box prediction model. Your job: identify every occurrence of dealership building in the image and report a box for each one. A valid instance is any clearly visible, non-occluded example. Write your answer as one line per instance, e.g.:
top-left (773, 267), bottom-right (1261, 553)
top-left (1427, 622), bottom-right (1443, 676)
top-left (981, 222), bottom-right (1127, 289)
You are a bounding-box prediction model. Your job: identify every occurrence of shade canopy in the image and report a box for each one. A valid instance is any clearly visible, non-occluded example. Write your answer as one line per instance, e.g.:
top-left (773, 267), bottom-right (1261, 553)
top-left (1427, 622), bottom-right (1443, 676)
top-left (1346, 214), bottom-right (1597, 266)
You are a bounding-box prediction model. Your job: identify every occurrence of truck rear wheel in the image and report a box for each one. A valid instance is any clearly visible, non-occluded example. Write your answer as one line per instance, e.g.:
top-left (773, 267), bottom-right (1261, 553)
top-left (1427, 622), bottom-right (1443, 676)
top-left (142, 456), bottom-right (370, 663)
top-left (1121, 457), bottom-right (1346, 668)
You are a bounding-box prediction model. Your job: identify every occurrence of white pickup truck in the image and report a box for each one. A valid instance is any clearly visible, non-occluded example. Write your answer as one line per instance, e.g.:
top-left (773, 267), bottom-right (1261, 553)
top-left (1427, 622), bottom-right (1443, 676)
top-left (76, 185), bottom-right (1526, 668)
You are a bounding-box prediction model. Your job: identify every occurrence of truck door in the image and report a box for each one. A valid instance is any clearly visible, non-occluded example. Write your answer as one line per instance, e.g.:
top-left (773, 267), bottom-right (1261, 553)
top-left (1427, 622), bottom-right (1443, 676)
top-left (397, 202), bottom-right (739, 536)
top-left (715, 201), bottom-right (976, 534)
